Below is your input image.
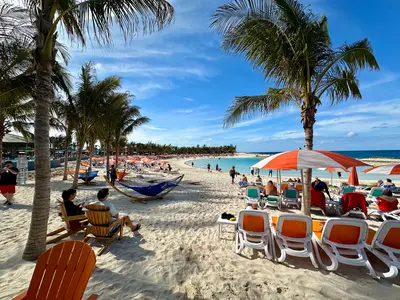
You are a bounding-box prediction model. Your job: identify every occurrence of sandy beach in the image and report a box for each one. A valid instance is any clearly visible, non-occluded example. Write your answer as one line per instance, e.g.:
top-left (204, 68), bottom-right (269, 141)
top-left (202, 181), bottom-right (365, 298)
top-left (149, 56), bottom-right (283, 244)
top-left (1, 158), bottom-right (400, 300)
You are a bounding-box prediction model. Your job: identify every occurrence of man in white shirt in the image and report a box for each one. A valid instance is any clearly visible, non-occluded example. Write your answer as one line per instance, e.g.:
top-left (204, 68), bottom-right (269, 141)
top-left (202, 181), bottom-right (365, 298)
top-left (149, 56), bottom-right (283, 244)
top-left (93, 188), bottom-right (141, 232)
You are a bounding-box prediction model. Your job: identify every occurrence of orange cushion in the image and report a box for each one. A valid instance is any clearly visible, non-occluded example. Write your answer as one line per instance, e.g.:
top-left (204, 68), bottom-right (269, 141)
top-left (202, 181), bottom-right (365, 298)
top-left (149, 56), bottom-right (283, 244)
top-left (329, 225), bottom-right (360, 245)
top-left (366, 228), bottom-right (376, 245)
top-left (243, 215), bottom-right (264, 232)
top-left (281, 220), bottom-right (307, 238)
top-left (382, 228), bottom-right (400, 249)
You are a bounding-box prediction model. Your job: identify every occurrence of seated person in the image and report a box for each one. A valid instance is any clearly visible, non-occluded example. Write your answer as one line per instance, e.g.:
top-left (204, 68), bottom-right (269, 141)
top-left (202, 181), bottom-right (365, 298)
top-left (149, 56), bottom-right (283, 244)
top-left (375, 189), bottom-right (399, 212)
top-left (62, 189), bottom-right (83, 216)
top-left (238, 174), bottom-right (248, 186)
top-left (91, 188), bottom-right (141, 232)
top-left (246, 202), bottom-right (258, 210)
top-left (264, 180), bottom-right (278, 196)
top-left (255, 175), bottom-right (263, 186)
top-left (383, 178), bottom-right (396, 190)
top-left (377, 180), bottom-right (384, 187)
top-left (312, 177), bottom-right (332, 200)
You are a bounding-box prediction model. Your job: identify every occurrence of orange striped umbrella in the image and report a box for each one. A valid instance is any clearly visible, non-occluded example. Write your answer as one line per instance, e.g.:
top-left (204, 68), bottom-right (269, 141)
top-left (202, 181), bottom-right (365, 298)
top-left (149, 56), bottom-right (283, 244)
top-left (252, 150), bottom-right (369, 170)
top-left (363, 164), bottom-right (400, 175)
top-left (348, 167), bottom-right (359, 186)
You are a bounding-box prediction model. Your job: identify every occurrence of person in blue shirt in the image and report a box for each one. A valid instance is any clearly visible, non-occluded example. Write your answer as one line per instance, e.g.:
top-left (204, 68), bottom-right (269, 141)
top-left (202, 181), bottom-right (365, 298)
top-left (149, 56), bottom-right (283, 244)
top-left (312, 177), bottom-right (332, 200)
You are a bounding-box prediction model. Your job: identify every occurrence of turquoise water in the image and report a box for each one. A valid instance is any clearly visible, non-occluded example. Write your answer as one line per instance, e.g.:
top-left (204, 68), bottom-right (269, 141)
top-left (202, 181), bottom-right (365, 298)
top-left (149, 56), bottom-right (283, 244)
top-left (187, 157), bottom-right (393, 183)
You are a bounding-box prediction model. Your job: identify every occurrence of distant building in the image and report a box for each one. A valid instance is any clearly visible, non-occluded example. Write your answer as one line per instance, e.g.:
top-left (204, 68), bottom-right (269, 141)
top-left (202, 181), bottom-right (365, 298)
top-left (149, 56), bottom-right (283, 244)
top-left (3, 134), bottom-right (34, 158)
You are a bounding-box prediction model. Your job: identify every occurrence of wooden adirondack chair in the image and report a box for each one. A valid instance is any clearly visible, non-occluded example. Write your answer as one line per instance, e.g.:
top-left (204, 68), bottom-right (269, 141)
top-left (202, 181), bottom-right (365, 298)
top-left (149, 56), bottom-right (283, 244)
top-left (12, 241), bottom-right (98, 300)
top-left (83, 204), bottom-right (124, 256)
top-left (47, 201), bottom-right (87, 244)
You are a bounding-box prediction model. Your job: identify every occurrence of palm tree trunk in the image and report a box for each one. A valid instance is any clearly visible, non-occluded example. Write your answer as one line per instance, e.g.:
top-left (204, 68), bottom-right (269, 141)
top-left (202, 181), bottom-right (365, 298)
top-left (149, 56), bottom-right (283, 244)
top-left (88, 140), bottom-right (94, 170)
top-left (0, 131), bottom-right (3, 163)
top-left (301, 106), bottom-right (316, 216)
top-left (23, 62), bottom-right (53, 261)
top-left (71, 138), bottom-right (84, 189)
top-left (115, 143), bottom-right (119, 169)
top-left (62, 128), bottom-right (71, 180)
top-left (106, 144), bottom-right (110, 179)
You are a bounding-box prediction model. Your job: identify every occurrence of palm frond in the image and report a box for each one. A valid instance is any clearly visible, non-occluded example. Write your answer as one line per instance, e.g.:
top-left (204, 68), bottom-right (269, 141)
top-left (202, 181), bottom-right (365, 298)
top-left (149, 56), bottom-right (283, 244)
top-left (224, 87), bottom-right (297, 127)
top-left (317, 67), bottom-right (361, 104)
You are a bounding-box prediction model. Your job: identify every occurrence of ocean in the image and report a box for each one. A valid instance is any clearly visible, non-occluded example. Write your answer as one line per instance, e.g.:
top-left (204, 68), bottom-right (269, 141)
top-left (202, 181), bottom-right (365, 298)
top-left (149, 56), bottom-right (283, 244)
top-left (254, 150), bottom-right (400, 159)
top-left (187, 150), bottom-right (400, 183)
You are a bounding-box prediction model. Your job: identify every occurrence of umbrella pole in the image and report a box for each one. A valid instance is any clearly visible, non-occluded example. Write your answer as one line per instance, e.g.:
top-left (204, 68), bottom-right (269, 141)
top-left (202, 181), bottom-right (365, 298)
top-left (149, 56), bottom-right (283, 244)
top-left (300, 170), bottom-right (305, 203)
top-left (331, 172), bottom-right (333, 187)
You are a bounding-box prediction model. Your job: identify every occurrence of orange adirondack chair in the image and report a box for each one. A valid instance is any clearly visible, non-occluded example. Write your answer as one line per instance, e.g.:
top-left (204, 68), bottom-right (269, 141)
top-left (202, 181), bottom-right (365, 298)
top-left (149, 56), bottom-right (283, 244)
top-left (47, 201), bottom-right (87, 244)
top-left (12, 241), bottom-right (98, 300)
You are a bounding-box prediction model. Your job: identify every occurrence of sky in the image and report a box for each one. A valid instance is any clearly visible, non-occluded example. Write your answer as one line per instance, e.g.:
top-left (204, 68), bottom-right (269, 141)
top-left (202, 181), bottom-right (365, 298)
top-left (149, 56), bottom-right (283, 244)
top-left (33, 0), bottom-right (400, 151)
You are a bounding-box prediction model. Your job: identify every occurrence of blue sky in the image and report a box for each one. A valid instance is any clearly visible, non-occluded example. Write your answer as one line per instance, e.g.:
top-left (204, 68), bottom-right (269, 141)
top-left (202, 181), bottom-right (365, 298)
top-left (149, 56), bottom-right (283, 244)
top-left (57, 0), bottom-right (400, 152)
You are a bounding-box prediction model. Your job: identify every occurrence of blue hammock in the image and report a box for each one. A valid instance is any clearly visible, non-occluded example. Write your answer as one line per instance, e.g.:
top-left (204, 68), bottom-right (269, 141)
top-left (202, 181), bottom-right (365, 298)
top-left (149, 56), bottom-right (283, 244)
top-left (78, 171), bottom-right (99, 183)
top-left (118, 175), bottom-right (182, 197)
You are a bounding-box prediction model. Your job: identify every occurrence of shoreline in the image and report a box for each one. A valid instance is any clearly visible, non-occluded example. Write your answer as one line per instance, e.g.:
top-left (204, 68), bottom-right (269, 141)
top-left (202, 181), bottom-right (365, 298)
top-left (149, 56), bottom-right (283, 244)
top-left (183, 155), bottom-right (400, 186)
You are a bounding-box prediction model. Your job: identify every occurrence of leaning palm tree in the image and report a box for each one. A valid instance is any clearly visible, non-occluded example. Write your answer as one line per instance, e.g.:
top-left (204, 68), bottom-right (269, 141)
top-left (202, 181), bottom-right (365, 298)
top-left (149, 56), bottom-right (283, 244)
top-left (211, 0), bottom-right (379, 215)
top-left (23, 0), bottom-right (174, 260)
top-left (114, 102), bottom-right (150, 168)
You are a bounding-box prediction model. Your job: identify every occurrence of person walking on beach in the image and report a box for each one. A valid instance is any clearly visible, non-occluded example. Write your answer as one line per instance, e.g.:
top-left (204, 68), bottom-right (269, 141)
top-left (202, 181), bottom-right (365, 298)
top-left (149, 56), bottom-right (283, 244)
top-left (109, 165), bottom-right (117, 185)
top-left (207, 163), bottom-right (211, 172)
top-left (250, 168), bottom-right (254, 176)
top-left (337, 172), bottom-right (342, 179)
top-left (167, 164), bottom-right (172, 171)
top-left (216, 164), bottom-right (219, 171)
top-left (191, 162), bottom-right (194, 167)
top-left (1, 161), bottom-right (19, 205)
top-left (229, 166), bottom-right (236, 184)
top-left (268, 170), bottom-right (273, 177)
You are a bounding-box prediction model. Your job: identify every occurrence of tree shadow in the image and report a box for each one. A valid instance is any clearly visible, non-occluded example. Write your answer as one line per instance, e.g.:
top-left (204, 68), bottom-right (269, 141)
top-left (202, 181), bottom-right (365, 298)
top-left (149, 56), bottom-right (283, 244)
top-left (0, 203), bottom-right (32, 211)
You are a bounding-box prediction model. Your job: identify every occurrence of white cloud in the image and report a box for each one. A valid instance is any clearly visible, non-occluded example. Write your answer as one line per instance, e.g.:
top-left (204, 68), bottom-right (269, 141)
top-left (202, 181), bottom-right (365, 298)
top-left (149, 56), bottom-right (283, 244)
top-left (268, 130), bottom-right (304, 141)
top-left (247, 137), bottom-right (265, 142)
top-left (185, 98), bottom-right (194, 102)
top-left (174, 109), bottom-right (193, 114)
top-left (142, 125), bottom-right (167, 131)
top-left (360, 73), bottom-right (399, 89)
top-left (347, 132), bottom-right (357, 138)
top-left (127, 82), bottom-right (172, 99)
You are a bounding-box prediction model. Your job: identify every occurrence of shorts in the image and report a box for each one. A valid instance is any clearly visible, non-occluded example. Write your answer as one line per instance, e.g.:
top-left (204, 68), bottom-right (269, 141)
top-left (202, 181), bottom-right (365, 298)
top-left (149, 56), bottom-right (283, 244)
top-left (0, 185), bottom-right (16, 194)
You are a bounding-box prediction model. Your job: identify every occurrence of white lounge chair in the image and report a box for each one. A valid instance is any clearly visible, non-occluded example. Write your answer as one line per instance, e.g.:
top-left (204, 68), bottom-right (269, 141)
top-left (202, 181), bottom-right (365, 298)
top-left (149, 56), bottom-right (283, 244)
top-left (235, 210), bottom-right (274, 259)
top-left (244, 186), bottom-right (260, 207)
top-left (366, 220), bottom-right (400, 278)
top-left (366, 187), bottom-right (384, 203)
top-left (271, 214), bottom-right (318, 268)
top-left (312, 218), bottom-right (377, 278)
top-left (279, 187), bottom-right (301, 210)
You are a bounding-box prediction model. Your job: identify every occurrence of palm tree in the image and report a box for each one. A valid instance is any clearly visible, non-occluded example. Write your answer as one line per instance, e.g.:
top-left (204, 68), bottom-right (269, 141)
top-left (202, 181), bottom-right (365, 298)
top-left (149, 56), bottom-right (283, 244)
top-left (51, 99), bottom-right (76, 180)
top-left (211, 0), bottom-right (379, 215)
top-left (114, 103), bottom-right (150, 168)
top-left (23, 0), bottom-right (174, 260)
top-left (69, 63), bottom-right (123, 189)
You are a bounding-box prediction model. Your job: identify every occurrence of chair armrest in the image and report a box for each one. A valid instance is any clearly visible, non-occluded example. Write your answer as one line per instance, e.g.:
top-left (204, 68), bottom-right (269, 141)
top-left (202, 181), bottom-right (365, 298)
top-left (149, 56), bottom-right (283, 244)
top-left (12, 290), bottom-right (27, 300)
top-left (87, 294), bottom-right (98, 300)
top-left (62, 214), bottom-right (87, 222)
top-left (109, 219), bottom-right (123, 229)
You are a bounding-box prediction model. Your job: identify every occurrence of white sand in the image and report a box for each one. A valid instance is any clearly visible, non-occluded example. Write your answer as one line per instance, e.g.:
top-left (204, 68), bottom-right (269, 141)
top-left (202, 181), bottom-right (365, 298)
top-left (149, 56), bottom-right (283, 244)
top-left (1, 159), bottom-right (400, 299)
